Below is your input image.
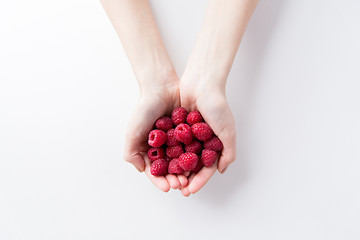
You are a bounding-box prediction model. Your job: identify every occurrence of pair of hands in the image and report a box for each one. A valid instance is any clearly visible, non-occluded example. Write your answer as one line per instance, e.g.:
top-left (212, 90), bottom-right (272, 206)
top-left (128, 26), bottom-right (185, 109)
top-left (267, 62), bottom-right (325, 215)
top-left (124, 71), bottom-right (236, 196)
top-left (100, 0), bottom-right (257, 196)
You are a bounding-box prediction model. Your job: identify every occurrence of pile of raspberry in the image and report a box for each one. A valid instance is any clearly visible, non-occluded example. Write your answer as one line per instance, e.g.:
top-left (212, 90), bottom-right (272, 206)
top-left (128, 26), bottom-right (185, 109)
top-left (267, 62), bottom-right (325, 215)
top-left (148, 107), bottom-right (223, 176)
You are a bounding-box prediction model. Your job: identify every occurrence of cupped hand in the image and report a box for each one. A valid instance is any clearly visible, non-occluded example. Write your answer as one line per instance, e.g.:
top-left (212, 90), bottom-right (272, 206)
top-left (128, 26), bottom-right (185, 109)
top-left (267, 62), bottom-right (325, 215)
top-left (123, 76), bottom-right (188, 192)
top-left (179, 78), bottom-right (236, 196)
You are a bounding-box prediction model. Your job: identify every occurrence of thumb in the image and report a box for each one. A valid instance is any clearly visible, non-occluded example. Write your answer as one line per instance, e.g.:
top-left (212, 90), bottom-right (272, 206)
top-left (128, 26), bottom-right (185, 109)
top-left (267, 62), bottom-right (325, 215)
top-left (123, 104), bottom-right (157, 172)
top-left (217, 123), bottom-right (236, 173)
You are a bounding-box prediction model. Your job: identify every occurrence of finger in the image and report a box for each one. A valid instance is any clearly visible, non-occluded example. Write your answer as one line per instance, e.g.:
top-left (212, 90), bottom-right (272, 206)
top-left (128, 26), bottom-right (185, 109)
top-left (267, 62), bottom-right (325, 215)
top-left (179, 94), bottom-right (195, 113)
top-left (183, 171), bottom-right (190, 177)
top-left (181, 187), bottom-right (191, 197)
top-left (177, 174), bottom-right (188, 188)
top-left (125, 153), bottom-right (145, 172)
top-left (187, 172), bottom-right (196, 185)
top-left (217, 124), bottom-right (236, 174)
top-left (123, 103), bottom-right (163, 172)
top-left (165, 174), bottom-right (181, 189)
top-left (187, 160), bottom-right (218, 194)
top-left (144, 157), bottom-right (170, 192)
top-left (180, 173), bottom-right (196, 197)
top-left (126, 142), bottom-right (148, 172)
top-left (217, 140), bottom-right (236, 174)
top-left (196, 99), bottom-right (236, 174)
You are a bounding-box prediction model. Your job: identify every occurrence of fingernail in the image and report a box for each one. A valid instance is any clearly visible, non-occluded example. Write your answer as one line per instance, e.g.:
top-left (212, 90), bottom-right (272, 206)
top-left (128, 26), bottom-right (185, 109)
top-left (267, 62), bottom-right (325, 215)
top-left (220, 167), bottom-right (228, 174)
top-left (135, 166), bottom-right (143, 172)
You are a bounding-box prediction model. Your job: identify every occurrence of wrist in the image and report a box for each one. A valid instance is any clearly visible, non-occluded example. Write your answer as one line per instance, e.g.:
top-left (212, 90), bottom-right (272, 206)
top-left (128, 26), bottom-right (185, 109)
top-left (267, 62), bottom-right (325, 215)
top-left (181, 66), bottom-right (227, 96)
top-left (137, 65), bottom-right (179, 96)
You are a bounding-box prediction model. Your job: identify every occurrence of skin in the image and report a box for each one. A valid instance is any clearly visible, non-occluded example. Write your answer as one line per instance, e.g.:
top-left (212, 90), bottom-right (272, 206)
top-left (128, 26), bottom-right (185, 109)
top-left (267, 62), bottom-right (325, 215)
top-left (100, 0), bottom-right (258, 196)
top-left (179, 0), bottom-right (258, 195)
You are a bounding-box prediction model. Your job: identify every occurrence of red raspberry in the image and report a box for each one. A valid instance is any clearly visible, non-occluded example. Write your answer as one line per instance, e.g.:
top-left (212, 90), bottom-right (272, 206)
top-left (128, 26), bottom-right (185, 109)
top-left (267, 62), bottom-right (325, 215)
top-left (155, 116), bottom-right (173, 131)
top-left (186, 111), bottom-right (203, 126)
top-left (178, 152), bottom-right (198, 172)
top-left (203, 136), bottom-right (223, 152)
top-left (191, 122), bottom-right (213, 142)
top-left (185, 140), bottom-right (202, 154)
top-left (201, 149), bottom-right (218, 167)
top-left (150, 159), bottom-right (169, 176)
top-left (171, 107), bottom-right (188, 125)
top-left (164, 156), bottom-right (172, 162)
top-left (174, 123), bottom-right (193, 145)
top-left (148, 129), bottom-right (167, 148)
top-left (165, 129), bottom-right (180, 146)
top-left (192, 159), bottom-right (204, 173)
top-left (147, 147), bottom-right (165, 161)
top-left (168, 158), bottom-right (184, 174)
top-left (166, 145), bottom-right (184, 158)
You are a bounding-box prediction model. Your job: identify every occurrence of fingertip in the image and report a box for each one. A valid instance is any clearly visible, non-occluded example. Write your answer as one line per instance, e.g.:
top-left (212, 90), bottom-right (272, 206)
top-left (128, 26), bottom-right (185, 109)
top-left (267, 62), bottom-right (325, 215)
top-left (188, 185), bottom-right (197, 194)
top-left (147, 175), bottom-right (171, 192)
top-left (154, 177), bottom-right (171, 192)
top-left (188, 183), bottom-right (201, 194)
top-left (181, 187), bottom-right (191, 197)
top-left (124, 153), bottom-right (146, 172)
top-left (178, 175), bottom-right (188, 188)
top-left (218, 161), bottom-right (231, 174)
top-left (166, 174), bottom-right (181, 189)
top-left (217, 155), bottom-right (234, 174)
top-left (135, 166), bottom-right (143, 173)
top-left (132, 162), bottom-right (145, 172)
top-left (161, 185), bottom-right (171, 192)
top-left (220, 167), bottom-right (228, 174)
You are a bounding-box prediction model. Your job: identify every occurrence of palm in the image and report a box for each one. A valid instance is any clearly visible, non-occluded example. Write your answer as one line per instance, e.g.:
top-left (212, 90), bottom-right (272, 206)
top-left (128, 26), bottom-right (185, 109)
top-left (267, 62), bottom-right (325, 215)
top-left (179, 83), bottom-right (236, 196)
top-left (124, 84), bottom-right (189, 191)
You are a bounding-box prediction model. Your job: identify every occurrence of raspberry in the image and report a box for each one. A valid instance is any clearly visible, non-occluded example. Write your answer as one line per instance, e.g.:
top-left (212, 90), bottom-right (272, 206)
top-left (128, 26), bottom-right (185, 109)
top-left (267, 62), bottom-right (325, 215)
top-left (185, 140), bottom-right (202, 154)
top-left (148, 129), bottom-right (167, 148)
top-left (168, 158), bottom-right (184, 174)
top-left (171, 107), bottom-right (188, 125)
top-left (166, 145), bottom-right (184, 158)
top-left (150, 159), bottom-right (169, 176)
top-left (192, 159), bottom-right (204, 173)
top-left (186, 111), bottom-right (203, 126)
top-left (164, 156), bottom-right (172, 162)
top-left (165, 129), bottom-right (180, 146)
top-left (201, 149), bottom-right (218, 167)
top-left (178, 152), bottom-right (198, 172)
top-left (203, 136), bottom-right (223, 152)
top-left (174, 123), bottom-right (193, 145)
top-left (191, 122), bottom-right (213, 142)
top-left (147, 147), bottom-right (165, 161)
top-left (155, 116), bottom-right (173, 131)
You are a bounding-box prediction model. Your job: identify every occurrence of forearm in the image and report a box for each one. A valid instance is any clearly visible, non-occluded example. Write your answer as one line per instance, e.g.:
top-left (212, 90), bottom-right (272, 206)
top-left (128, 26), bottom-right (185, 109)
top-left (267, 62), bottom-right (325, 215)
top-left (184, 0), bottom-right (258, 90)
top-left (100, 0), bottom-right (176, 89)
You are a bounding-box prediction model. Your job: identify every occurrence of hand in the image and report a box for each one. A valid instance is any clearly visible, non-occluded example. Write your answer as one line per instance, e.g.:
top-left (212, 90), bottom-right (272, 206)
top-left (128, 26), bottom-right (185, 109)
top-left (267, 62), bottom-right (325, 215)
top-left (123, 73), bottom-right (188, 192)
top-left (179, 76), bottom-right (236, 196)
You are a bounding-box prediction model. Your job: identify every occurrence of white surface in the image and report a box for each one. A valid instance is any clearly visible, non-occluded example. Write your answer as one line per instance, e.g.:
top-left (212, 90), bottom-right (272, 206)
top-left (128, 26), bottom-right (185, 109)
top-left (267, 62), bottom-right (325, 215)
top-left (1, 0), bottom-right (360, 239)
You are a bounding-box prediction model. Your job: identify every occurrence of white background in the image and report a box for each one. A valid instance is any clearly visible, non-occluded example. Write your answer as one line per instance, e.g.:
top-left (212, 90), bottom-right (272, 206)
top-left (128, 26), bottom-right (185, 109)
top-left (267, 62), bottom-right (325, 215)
top-left (1, 0), bottom-right (360, 239)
